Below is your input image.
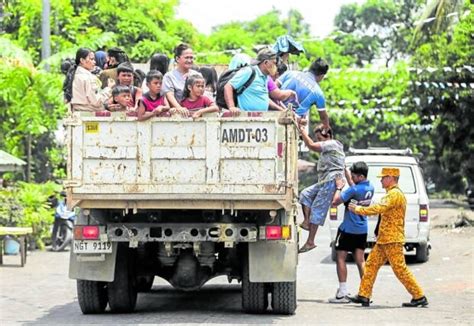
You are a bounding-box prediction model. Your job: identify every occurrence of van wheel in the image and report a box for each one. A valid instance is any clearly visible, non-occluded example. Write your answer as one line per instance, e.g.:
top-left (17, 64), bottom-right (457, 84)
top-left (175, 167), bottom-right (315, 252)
top-left (271, 281), bottom-right (297, 315)
top-left (77, 280), bottom-right (108, 314)
top-left (108, 244), bottom-right (137, 313)
top-left (416, 243), bottom-right (430, 263)
top-left (242, 257), bottom-right (268, 313)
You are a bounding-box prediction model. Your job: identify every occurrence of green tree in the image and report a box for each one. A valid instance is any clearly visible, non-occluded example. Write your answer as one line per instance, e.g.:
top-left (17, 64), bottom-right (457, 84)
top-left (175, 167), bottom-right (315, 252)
top-left (0, 38), bottom-right (65, 182)
top-left (2, 0), bottom-right (182, 63)
top-left (0, 182), bottom-right (60, 249)
top-left (206, 8), bottom-right (312, 64)
top-left (207, 23), bottom-right (254, 52)
top-left (333, 0), bottom-right (424, 66)
top-left (408, 1), bottom-right (474, 191)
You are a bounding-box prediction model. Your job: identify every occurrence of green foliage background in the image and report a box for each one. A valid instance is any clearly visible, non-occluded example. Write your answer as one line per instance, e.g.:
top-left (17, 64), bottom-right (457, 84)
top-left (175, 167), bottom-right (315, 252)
top-left (0, 182), bottom-right (61, 249)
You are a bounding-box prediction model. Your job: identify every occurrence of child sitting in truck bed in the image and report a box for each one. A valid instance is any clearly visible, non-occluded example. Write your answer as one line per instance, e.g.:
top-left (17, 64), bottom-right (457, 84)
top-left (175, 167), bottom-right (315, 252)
top-left (137, 70), bottom-right (171, 121)
top-left (180, 72), bottom-right (219, 118)
top-left (109, 85), bottom-right (134, 112)
top-left (105, 62), bottom-right (142, 112)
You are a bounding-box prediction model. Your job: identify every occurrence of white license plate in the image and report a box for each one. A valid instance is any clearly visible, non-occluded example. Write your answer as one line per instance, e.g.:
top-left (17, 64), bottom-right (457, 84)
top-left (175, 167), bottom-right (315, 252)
top-left (73, 240), bottom-right (112, 254)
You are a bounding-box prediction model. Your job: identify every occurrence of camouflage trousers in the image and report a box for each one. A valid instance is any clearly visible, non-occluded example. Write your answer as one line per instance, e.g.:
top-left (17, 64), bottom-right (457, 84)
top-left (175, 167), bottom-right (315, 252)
top-left (359, 243), bottom-right (424, 299)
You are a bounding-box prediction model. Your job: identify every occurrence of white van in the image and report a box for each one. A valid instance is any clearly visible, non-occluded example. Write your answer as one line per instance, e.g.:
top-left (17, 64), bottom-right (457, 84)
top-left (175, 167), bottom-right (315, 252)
top-left (328, 148), bottom-right (431, 263)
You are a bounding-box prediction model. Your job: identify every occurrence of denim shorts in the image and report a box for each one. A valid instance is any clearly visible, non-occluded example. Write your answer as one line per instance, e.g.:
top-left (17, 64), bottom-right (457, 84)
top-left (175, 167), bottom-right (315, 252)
top-left (299, 179), bottom-right (336, 226)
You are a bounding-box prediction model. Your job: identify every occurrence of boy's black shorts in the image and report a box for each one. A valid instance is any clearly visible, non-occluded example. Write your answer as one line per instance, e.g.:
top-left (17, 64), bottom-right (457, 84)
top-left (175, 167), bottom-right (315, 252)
top-left (335, 229), bottom-right (367, 252)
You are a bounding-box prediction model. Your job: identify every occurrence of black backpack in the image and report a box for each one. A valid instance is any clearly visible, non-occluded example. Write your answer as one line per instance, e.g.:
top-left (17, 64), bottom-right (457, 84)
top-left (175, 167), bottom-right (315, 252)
top-left (215, 66), bottom-right (256, 109)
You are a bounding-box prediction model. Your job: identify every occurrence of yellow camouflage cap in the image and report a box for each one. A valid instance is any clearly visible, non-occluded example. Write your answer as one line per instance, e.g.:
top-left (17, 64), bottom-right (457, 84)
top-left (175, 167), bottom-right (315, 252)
top-left (377, 167), bottom-right (400, 177)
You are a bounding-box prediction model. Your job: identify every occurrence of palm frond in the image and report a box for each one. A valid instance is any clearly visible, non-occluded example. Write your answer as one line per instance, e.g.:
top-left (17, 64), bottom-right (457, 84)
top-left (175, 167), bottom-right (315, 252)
top-left (411, 0), bottom-right (463, 46)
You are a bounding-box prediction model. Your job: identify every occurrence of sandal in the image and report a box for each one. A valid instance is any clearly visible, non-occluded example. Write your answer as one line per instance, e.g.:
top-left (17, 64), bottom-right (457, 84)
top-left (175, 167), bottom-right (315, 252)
top-left (298, 244), bottom-right (317, 253)
top-left (299, 223), bottom-right (309, 231)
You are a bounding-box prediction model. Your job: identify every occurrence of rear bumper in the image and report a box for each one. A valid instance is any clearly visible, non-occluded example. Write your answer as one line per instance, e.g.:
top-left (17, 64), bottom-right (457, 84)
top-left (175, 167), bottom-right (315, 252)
top-left (106, 223), bottom-right (258, 243)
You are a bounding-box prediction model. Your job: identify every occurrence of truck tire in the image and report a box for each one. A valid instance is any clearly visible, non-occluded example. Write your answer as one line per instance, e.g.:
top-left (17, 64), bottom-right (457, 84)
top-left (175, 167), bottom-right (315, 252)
top-left (242, 258), bottom-right (268, 313)
top-left (271, 281), bottom-right (297, 315)
top-left (416, 243), bottom-right (430, 263)
top-left (108, 244), bottom-right (137, 313)
top-left (77, 280), bottom-right (108, 314)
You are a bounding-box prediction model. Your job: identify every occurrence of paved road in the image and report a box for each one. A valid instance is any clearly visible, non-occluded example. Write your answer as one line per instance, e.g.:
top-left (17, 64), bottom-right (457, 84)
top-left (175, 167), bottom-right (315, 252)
top-left (0, 208), bottom-right (473, 325)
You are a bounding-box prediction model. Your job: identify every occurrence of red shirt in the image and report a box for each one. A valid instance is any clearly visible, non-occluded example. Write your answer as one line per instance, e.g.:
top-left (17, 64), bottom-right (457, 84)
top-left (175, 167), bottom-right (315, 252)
top-left (141, 92), bottom-right (170, 117)
top-left (141, 92), bottom-right (166, 112)
top-left (180, 96), bottom-right (213, 110)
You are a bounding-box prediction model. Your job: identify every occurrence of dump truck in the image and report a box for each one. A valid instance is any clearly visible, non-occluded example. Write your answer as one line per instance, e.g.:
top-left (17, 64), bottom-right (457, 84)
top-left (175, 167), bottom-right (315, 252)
top-left (66, 110), bottom-right (299, 314)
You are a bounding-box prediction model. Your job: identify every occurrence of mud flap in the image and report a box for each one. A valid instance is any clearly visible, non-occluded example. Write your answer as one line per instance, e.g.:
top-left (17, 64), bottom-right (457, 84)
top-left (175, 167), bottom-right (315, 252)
top-left (248, 241), bottom-right (297, 282)
top-left (69, 242), bottom-right (118, 282)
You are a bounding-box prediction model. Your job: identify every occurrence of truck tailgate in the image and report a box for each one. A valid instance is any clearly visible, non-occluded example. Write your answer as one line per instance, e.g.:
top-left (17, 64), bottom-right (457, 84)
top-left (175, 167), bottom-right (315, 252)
top-left (66, 112), bottom-right (298, 208)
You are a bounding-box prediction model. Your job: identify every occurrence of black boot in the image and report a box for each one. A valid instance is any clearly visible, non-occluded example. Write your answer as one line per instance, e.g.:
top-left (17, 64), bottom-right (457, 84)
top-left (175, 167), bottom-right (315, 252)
top-left (402, 296), bottom-right (428, 307)
top-left (348, 295), bottom-right (370, 307)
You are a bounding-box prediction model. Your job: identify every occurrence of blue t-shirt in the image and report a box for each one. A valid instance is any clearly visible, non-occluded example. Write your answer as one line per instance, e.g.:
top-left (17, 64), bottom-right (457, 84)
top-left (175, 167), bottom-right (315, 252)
top-left (339, 180), bottom-right (374, 234)
top-left (229, 66), bottom-right (269, 111)
top-left (278, 71), bottom-right (325, 117)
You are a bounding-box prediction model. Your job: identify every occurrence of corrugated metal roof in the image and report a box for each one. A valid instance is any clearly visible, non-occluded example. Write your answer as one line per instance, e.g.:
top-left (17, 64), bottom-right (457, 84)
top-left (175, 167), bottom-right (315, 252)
top-left (0, 150), bottom-right (26, 172)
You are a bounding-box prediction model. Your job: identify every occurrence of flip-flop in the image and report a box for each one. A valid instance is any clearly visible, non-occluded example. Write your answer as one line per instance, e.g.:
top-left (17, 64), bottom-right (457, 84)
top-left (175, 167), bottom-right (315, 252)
top-left (299, 223), bottom-right (309, 231)
top-left (298, 244), bottom-right (317, 253)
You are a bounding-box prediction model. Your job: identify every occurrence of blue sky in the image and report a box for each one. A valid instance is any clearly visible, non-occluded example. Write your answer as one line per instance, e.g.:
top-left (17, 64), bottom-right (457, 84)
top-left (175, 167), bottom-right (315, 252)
top-left (176, 0), bottom-right (365, 38)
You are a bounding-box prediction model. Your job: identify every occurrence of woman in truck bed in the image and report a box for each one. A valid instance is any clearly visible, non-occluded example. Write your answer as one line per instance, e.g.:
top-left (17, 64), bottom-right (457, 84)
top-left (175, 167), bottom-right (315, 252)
top-left (69, 48), bottom-right (114, 112)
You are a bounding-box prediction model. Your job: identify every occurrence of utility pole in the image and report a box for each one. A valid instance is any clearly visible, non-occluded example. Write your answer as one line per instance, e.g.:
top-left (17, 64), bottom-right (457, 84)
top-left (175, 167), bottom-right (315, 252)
top-left (41, 0), bottom-right (51, 70)
top-left (287, 10), bottom-right (292, 35)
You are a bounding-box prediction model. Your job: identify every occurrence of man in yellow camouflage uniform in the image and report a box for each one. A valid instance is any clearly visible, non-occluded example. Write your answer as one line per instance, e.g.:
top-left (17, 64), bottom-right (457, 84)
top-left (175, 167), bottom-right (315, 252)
top-left (347, 167), bottom-right (428, 307)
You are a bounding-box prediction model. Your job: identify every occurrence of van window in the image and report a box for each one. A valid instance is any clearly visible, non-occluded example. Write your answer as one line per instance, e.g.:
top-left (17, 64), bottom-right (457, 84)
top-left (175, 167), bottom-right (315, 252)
top-left (365, 165), bottom-right (417, 194)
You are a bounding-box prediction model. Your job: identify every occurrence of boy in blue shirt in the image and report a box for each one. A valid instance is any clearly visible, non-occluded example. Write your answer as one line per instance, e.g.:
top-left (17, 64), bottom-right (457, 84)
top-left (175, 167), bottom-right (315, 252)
top-left (277, 58), bottom-right (330, 131)
top-left (329, 161), bottom-right (374, 303)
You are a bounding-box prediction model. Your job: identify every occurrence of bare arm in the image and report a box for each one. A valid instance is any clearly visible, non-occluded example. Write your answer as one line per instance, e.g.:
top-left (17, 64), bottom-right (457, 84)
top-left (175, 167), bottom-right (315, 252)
top-left (224, 83), bottom-right (240, 116)
top-left (318, 109), bottom-right (330, 131)
top-left (332, 190), bottom-right (343, 206)
top-left (165, 91), bottom-right (181, 109)
top-left (345, 167), bottom-right (354, 186)
top-left (332, 176), bottom-right (346, 205)
top-left (137, 101), bottom-right (155, 121)
top-left (166, 92), bottom-right (189, 117)
top-left (268, 99), bottom-right (284, 111)
top-left (134, 87), bottom-right (142, 110)
top-left (192, 103), bottom-right (219, 118)
top-left (299, 128), bottom-right (323, 152)
top-left (270, 88), bottom-right (296, 101)
top-left (163, 97), bottom-right (171, 110)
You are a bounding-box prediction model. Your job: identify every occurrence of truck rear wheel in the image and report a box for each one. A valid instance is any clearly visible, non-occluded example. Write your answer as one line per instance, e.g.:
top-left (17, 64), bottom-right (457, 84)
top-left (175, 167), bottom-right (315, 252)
top-left (108, 244), bottom-right (137, 313)
top-left (77, 280), bottom-right (108, 314)
top-left (271, 281), bottom-right (297, 315)
top-left (242, 258), bottom-right (268, 313)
